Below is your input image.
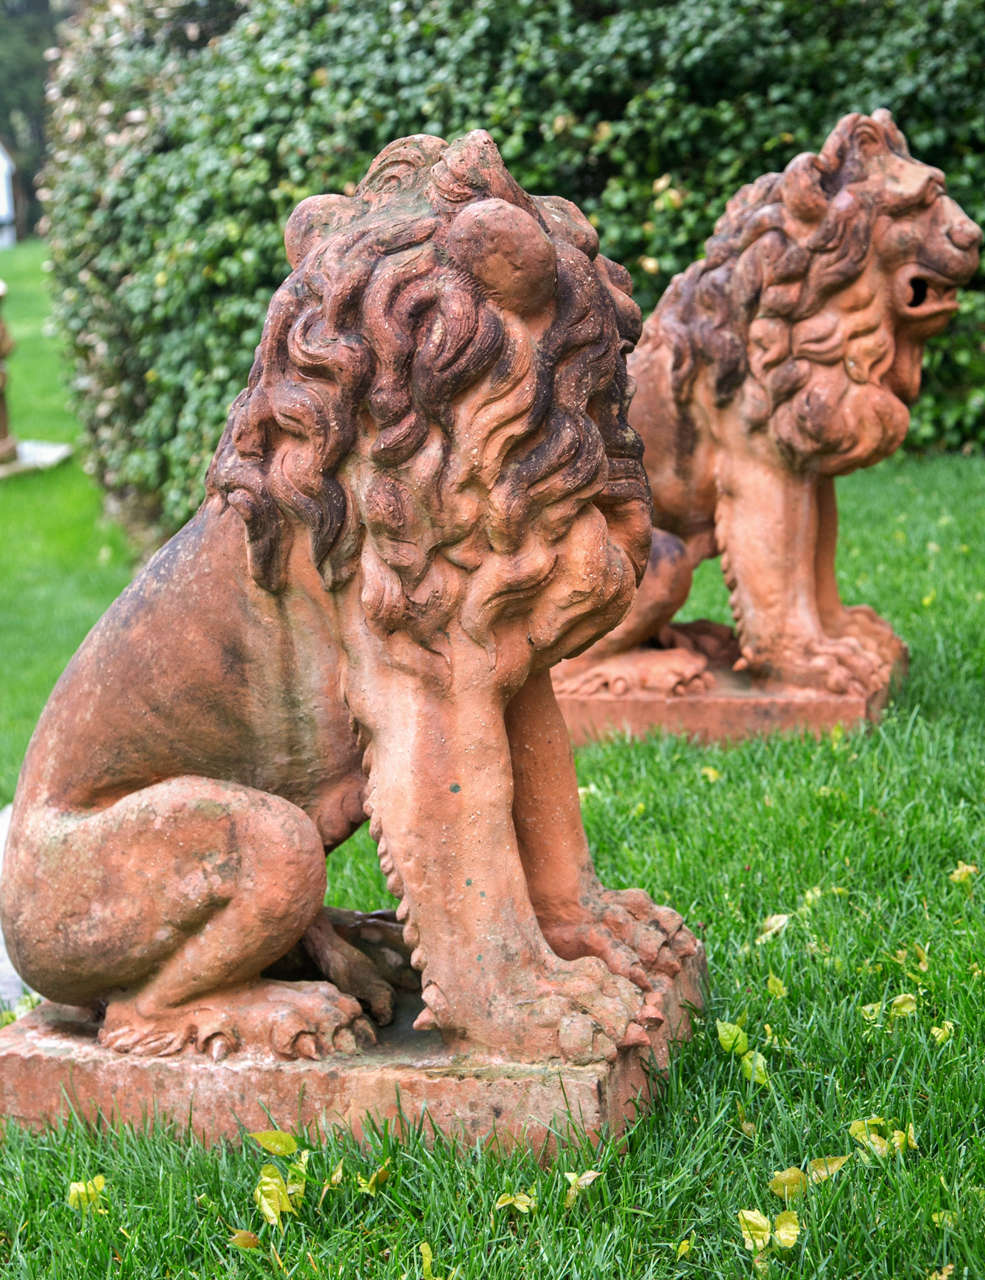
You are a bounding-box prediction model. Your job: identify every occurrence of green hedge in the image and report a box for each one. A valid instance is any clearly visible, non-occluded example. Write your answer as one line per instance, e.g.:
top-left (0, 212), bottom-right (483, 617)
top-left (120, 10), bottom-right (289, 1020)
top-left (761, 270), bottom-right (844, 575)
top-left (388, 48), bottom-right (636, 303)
top-left (43, 0), bottom-right (985, 534)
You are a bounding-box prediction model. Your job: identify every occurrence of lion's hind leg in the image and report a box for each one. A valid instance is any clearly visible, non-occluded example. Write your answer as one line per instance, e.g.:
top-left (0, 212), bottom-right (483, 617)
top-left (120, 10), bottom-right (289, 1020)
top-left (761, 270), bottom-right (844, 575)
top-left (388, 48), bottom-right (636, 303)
top-left (3, 778), bottom-right (372, 1059)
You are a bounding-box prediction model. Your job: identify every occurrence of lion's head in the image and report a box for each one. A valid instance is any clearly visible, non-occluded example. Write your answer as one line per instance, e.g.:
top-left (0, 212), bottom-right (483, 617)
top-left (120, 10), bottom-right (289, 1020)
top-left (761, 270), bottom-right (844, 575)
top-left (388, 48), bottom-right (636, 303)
top-left (207, 132), bottom-right (651, 670)
top-left (657, 109), bottom-right (981, 474)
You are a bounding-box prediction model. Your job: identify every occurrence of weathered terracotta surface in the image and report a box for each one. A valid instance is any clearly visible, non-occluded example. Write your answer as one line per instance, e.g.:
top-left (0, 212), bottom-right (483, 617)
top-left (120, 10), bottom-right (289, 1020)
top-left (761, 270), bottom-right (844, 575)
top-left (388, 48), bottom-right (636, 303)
top-left (0, 133), bottom-right (703, 1139)
top-left (0, 971), bottom-right (703, 1151)
top-left (555, 111), bottom-right (981, 738)
top-left (0, 281), bottom-right (16, 464)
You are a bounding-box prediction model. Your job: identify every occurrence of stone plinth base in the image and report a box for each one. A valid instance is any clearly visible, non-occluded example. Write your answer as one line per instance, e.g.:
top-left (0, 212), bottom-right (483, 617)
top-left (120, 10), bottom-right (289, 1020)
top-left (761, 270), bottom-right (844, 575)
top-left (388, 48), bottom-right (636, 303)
top-left (558, 663), bottom-right (896, 746)
top-left (0, 439), bottom-right (72, 480)
top-left (0, 970), bottom-right (704, 1150)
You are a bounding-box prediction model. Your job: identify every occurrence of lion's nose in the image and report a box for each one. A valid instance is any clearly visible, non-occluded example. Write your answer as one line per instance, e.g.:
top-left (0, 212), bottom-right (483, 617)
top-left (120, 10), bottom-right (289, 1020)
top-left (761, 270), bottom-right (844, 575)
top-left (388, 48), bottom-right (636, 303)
top-left (947, 214), bottom-right (982, 253)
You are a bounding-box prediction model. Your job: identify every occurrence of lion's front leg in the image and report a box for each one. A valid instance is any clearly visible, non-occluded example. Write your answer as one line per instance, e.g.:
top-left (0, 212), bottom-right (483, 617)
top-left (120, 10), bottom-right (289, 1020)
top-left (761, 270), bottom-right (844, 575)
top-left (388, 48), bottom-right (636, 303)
top-left (342, 645), bottom-right (649, 1065)
top-left (716, 448), bottom-right (884, 694)
top-left (813, 475), bottom-right (907, 676)
top-left (507, 670), bottom-right (698, 1011)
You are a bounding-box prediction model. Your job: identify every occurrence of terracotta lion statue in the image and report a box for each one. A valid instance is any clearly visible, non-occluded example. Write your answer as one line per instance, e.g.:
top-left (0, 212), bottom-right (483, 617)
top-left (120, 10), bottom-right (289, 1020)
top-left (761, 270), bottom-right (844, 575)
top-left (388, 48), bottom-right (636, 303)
top-left (556, 110), bottom-right (981, 699)
top-left (1, 132), bottom-right (701, 1065)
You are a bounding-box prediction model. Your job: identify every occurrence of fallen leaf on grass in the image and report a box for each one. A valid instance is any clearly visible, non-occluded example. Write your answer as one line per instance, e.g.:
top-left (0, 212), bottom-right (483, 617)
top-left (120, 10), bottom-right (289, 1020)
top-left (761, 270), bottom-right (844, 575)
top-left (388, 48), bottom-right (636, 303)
top-left (716, 1020), bottom-right (748, 1055)
top-left (948, 862), bottom-right (978, 884)
top-left (930, 1021), bottom-right (954, 1044)
top-left (676, 1233), bottom-right (694, 1259)
top-left (756, 914), bottom-right (790, 944)
top-left (766, 974), bottom-right (787, 998)
top-left (889, 993), bottom-right (917, 1018)
top-left (768, 1168), bottom-right (806, 1200)
top-left (68, 1175), bottom-right (107, 1215)
top-left (357, 1160), bottom-right (390, 1197)
top-left (494, 1189), bottom-right (536, 1215)
top-left (229, 1230), bottom-right (260, 1249)
top-left (562, 1169), bottom-right (601, 1209)
top-left (737, 1209), bottom-right (772, 1251)
top-left (254, 1165), bottom-right (295, 1229)
top-left (932, 1211), bottom-right (957, 1228)
top-left (741, 1050), bottom-right (769, 1085)
top-left (807, 1155), bottom-right (851, 1182)
top-left (249, 1131), bottom-right (299, 1157)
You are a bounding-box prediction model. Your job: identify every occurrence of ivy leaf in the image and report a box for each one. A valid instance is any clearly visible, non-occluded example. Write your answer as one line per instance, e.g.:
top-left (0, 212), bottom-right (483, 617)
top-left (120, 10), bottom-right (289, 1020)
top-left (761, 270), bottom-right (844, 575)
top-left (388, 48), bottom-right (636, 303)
top-left (249, 1131), bottom-right (298, 1157)
top-left (254, 1164), bottom-right (295, 1229)
top-left (716, 1020), bottom-right (748, 1055)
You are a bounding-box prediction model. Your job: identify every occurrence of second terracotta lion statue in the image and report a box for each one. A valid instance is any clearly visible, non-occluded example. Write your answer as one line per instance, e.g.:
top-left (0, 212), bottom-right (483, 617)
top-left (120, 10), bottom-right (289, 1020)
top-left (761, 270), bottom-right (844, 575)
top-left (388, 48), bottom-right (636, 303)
top-left (556, 110), bottom-right (981, 700)
top-left (1, 133), bottom-right (701, 1066)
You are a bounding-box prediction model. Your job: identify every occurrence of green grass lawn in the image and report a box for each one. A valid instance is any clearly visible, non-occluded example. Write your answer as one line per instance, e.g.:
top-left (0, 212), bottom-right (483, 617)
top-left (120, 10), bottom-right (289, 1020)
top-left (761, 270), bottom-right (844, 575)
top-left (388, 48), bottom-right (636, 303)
top-left (0, 236), bottom-right (983, 1278)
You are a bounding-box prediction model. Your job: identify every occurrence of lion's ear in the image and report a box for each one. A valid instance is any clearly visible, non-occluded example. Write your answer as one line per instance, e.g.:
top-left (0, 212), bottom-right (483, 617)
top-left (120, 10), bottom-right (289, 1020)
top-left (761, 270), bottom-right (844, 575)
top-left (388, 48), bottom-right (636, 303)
top-left (284, 194), bottom-right (354, 268)
top-left (781, 152), bottom-right (828, 223)
top-left (446, 198), bottom-right (557, 316)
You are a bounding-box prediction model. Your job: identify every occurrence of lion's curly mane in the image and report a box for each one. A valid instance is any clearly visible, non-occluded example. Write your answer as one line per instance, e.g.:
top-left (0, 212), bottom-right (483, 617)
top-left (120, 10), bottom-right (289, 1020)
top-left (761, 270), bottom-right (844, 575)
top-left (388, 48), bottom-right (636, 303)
top-left (206, 132), bottom-right (645, 650)
top-left (655, 109), bottom-right (928, 466)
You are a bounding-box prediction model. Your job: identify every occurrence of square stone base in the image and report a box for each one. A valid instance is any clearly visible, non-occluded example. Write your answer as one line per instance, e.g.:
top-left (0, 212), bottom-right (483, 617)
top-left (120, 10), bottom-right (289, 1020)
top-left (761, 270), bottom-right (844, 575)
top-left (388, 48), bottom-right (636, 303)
top-left (0, 993), bottom-right (689, 1152)
top-left (558, 664), bottom-right (895, 746)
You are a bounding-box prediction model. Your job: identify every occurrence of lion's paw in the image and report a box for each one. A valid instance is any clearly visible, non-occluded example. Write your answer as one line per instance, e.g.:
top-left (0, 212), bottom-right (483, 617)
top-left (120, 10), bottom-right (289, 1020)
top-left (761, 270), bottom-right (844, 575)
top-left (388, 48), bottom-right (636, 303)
top-left (742, 631), bottom-right (888, 696)
top-left (100, 980), bottom-right (376, 1061)
top-left (427, 956), bottom-right (651, 1065)
top-left (541, 887), bottom-right (698, 998)
top-left (825, 606), bottom-right (907, 675)
top-left (553, 648), bottom-right (712, 698)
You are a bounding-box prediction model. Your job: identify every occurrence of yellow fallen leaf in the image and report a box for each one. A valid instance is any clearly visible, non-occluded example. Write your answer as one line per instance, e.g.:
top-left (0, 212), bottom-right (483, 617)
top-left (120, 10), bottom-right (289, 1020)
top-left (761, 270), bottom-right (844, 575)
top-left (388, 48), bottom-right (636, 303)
top-left (676, 1233), bottom-right (694, 1259)
top-left (913, 943), bottom-right (929, 972)
top-left (767, 973), bottom-right (787, 998)
top-left (716, 1020), bottom-right (748, 1055)
top-left (889, 992), bottom-right (917, 1018)
top-left (928, 1265), bottom-right (954, 1279)
top-left (357, 1159), bottom-right (390, 1197)
top-left (254, 1165), bottom-right (295, 1229)
top-left (932, 1210), bottom-right (957, 1228)
top-left (890, 1123), bottom-right (918, 1152)
top-left (930, 1021), bottom-right (954, 1044)
top-left (249, 1130), bottom-right (298, 1157)
top-left (849, 1117), bottom-right (890, 1157)
top-left (229, 1230), bottom-right (261, 1249)
top-left (948, 861), bottom-right (978, 883)
top-left (738, 1209), bottom-right (772, 1251)
top-left (756, 914), bottom-right (790, 944)
top-left (807, 1154), bottom-right (851, 1182)
top-left (68, 1174), bottom-right (107, 1214)
top-left (741, 1050), bottom-right (769, 1085)
top-left (495, 1190), bottom-right (536, 1214)
top-left (701, 766), bottom-right (721, 783)
top-left (860, 1002), bottom-right (882, 1022)
top-left (562, 1169), bottom-right (601, 1209)
top-left (772, 1209), bottom-right (800, 1249)
top-left (768, 1167), bottom-right (807, 1200)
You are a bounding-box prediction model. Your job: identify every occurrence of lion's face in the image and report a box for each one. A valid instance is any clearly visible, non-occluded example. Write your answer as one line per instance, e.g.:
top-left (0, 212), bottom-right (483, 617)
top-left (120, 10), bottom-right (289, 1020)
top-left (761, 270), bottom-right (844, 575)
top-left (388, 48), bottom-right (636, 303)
top-left (702, 111), bottom-right (983, 473)
top-left (861, 147), bottom-right (981, 405)
top-left (208, 132), bottom-right (651, 682)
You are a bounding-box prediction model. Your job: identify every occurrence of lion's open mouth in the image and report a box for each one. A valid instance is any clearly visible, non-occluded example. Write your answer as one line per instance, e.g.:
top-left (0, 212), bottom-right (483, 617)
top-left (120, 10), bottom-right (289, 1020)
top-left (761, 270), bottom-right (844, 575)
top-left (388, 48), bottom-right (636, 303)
top-left (897, 269), bottom-right (960, 323)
